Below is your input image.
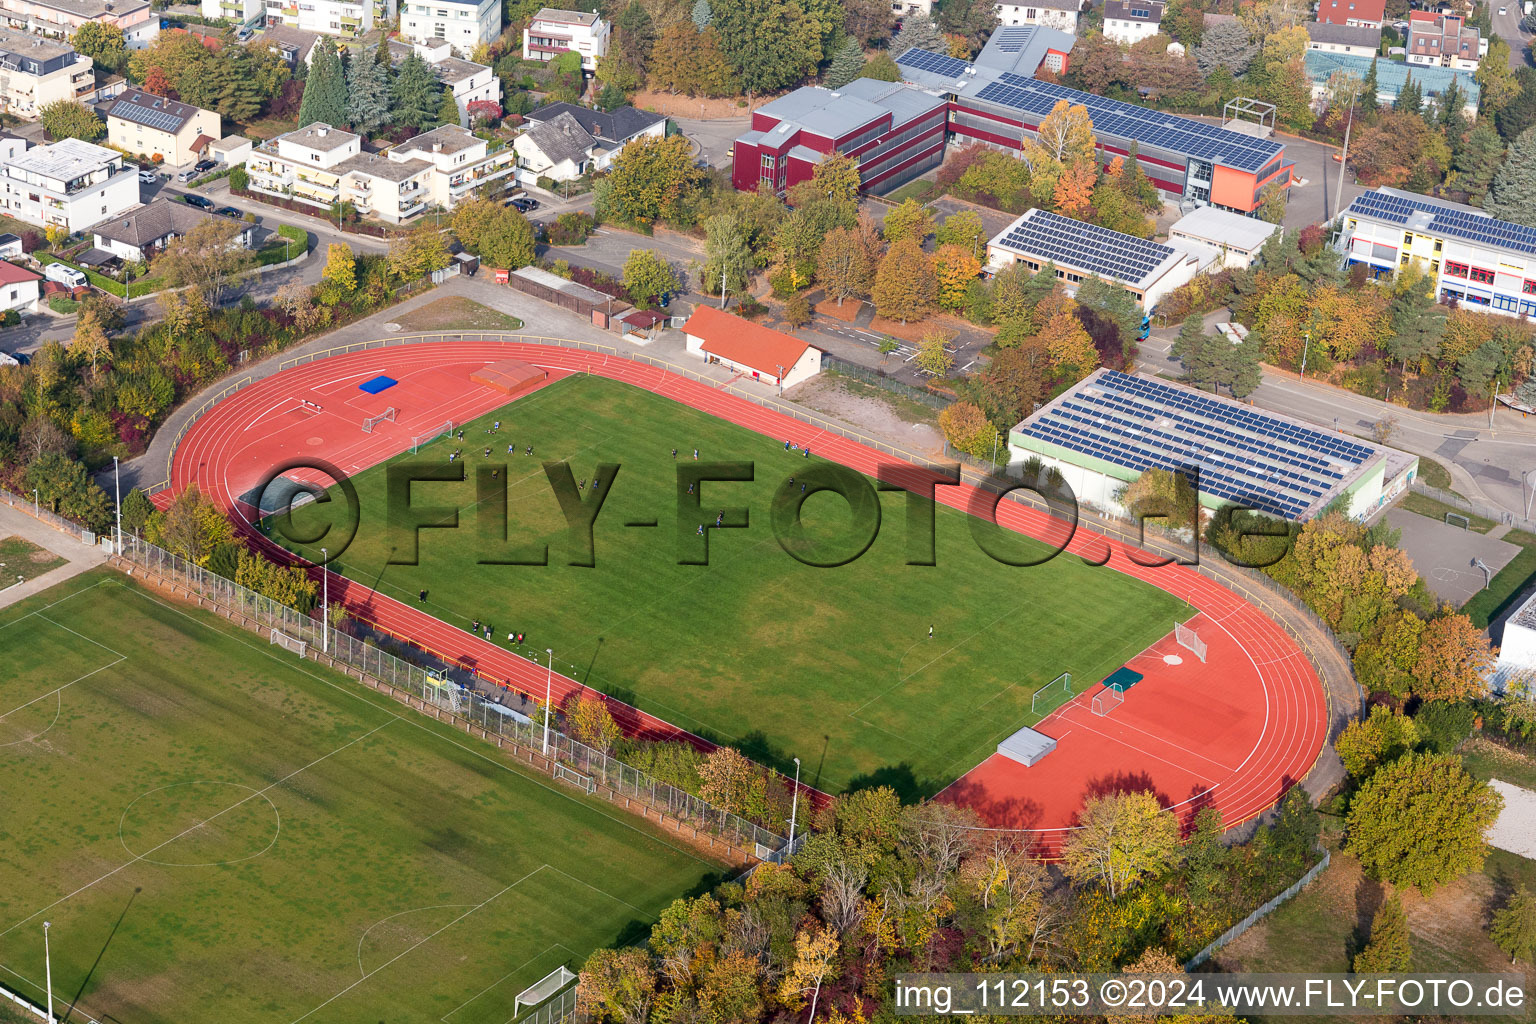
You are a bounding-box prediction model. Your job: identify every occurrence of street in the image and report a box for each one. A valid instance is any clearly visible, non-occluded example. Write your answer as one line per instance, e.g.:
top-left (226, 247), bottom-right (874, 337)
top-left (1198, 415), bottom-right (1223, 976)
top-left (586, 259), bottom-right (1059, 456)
top-left (1491, 1), bottom-right (1534, 69)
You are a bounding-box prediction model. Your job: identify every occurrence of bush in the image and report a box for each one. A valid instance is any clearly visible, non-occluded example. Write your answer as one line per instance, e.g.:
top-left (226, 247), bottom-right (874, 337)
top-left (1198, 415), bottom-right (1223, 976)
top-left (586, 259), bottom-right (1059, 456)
top-left (0, 309), bottom-right (18, 327)
top-left (536, 175), bottom-right (558, 191)
top-left (277, 224), bottom-right (308, 247)
top-left (48, 295), bottom-right (78, 313)
top-left (737, 298), bottom-right (767, 318)
top-left (545, 211), bottom-right (595, 245)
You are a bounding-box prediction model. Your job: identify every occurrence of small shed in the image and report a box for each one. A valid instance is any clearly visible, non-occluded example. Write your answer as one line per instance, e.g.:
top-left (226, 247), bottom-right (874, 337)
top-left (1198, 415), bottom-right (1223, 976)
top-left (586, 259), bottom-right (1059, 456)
top-left (209, 134), bottom-right (253, 166)
top-left (453, 252), bottom-right (480, 277)
top-left (682, 305), bottom-right (822, 389)
top-left (506, 265), bottom-right (629, 328)
top-left (618, 308), bottom-right (665, 344)
top-left (996, 725), bottom-right (1057, 767)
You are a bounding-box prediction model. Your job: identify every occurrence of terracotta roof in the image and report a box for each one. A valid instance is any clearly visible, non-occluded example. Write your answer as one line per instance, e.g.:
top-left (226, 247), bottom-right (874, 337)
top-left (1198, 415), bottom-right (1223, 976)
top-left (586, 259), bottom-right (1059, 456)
top-left (682, 305), bottom-right (812, 378)
top-left (0, 260), bottom-right (39, 285)
top-left (190, 133), bottom-right (215, 153)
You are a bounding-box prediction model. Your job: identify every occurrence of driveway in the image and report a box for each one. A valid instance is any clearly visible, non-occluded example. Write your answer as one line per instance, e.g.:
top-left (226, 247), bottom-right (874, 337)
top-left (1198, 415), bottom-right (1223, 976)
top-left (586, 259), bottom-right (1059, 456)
top-left (671, 115), bottom-right (751, 170)
top-left (541, 225), bottom-right (703, 291)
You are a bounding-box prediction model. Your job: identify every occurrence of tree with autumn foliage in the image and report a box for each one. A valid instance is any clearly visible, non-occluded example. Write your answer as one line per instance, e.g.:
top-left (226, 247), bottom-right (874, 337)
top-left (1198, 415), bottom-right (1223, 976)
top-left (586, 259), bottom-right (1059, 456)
top-left (816, 226), bottom-right (876, 306)
top-left (1039, 308), bottom-right (1099, 382)
top-left (931, 244), bottom-right (981, 310)
top-left (1060, 789), bottom-right (1180, 897)
top-left (916, 327), bottom-right (956, 378)
top-left (939, 400), bottom-right (998, 458)
top-left (871, 238), bottom-right (937, 323)
top-left (1053, 160), bottom-right (1096, 218)
top-left (881, 198), bottom-right (933, 245)
top-left (565, 692), bottom-right (621, 753)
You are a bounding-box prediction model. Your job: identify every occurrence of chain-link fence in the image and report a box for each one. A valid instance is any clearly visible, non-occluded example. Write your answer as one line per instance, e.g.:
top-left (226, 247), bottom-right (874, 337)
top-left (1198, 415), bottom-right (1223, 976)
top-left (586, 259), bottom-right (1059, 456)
top-left (519, 985), bottom-right (577, 1024)
top-left (114, 533), bottom-right (788, 859)
top-left (0, 485), bottom-right (104, 544)
top-left (1410, 480), bottom-right (1536, 534)
top-left (822, 354), bottom-right (955, 410)
top-left (1183, 849), bottom-right (1331, 969)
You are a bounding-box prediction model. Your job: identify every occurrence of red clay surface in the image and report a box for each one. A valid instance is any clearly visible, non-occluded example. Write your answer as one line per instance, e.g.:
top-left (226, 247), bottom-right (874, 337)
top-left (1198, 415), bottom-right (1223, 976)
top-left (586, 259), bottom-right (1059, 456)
top-left (166, 342), bottom-right (1328, 854)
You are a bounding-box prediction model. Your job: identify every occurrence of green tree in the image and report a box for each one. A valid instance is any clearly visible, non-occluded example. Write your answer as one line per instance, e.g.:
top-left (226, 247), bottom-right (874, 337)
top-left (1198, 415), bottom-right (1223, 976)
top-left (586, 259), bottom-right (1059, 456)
top-left (39, 100), bottom-right (103, 142)
top-left (182, 45), bottom-right (265, 123)
top-left (387, 228), bottom-right (452, 280)
top-left (320, 242), bottom-right (356, 295)
top-left (477, 209), bottom-right (537, 270)
top-left (825, 36), bottom-right (865, 88)
top-left (596, 134), bottom-right (703, 226)
top-left (1486, 125), bottom-right (1536, 226)
top-left (891, 11), bottom-right (942, 52)
top-left (297, 39), bottom-right (348, 128)
top-left (1385, 266), bottom-right (1446, 371)
top-left (1171, 311), bottom-right (1217, 388)
top-left (916, 328), bottom-right (955, 376)
top-left (1060, 790), bottom-right (1180, 897)
top-left (347, 47), bottom-right (393, 134)
top-left (120, 487), bottom-right (155, 538)
top-left (1336, 704), bottom-right (1419, 778)
top-left (882, 197), bottom-right (933, 245)
top-left (1455, 122), bottom-right (1505, 202)
top-left (810, 153), bottom-right (862, 204)
top-left (871, 237), bottom-right (936, 322)
top-left (1395, 72), bottom-right (1422, 116)
top-left (862, 51), bottom-right (901, 81)
top-left (935, 209), bottom-right (986, 258)
top-left (390, 51), bottom-right (445, 132)
top-left (1346, 751), bottom-right (1502, 894)
top-left (692, 0), bottom-right (712, 26)
top-left (72, 22), bottom-right (125, 72)
top-left (623, 249), bottom-right (681, 308)
top-left (815, 225), bottom-right (875, 305)
top-left (1353, 895), bottom-right (1413, 972)
top-left (155, 218), bottom-right (252, 306)
top-left (1491, 885), bottom-right (1536, 964)
top-left (703, 212), bottom-right (753, 302)
top-left (711, 0), bottom-right (824, 96)
top-left (437, 86), bottom-right (462, 128)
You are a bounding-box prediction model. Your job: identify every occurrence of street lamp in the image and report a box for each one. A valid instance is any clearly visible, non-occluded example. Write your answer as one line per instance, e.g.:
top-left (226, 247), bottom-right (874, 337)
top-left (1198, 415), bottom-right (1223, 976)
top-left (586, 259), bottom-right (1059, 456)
top-left (32, 488), bottom-right (38, 515)
top-left (42, 921), bottom-right (53, 1024)
top-left (1299, 330), bottom-right (1311, 379)
top-left (320, 546), bottom-right (328, 655)
top-left (1524, 468), bottom-right (1535, 520)
top-left (113, 454), bottom-right (121, 553)
top-left (787, 756), bottom-right (801, 857)
top-left (542, 648), bottom-right (554, 755)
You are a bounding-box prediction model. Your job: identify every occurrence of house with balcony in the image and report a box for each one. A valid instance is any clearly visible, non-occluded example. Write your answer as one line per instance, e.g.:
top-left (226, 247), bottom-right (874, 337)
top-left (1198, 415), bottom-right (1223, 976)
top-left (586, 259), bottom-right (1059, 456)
top-left (1406, 11), bottom-right (1485, 71)
top-left (0, 30), bottom-right (99, 118)
top-left (389, 123), bottom-right (515, 209)
top-left (248, 122), bottom-right (433, 223)
top-left (0, 136), bottom-right (138, 231)
top-left (262, 0), bottom-right (393, 41)
top-left (386, 39), bottom-right (501, 125)
top-left (993, 0), bottom-right (1082, 34)
top-left (522, 8), bottom-right (607, 72)
top-left (0, 0), bottom-right (157, 48)
top-left (206, 0), bottom-right (263, 26)
top-left (401, 0), bottom-right (499, 55)
top-left (106, 87), bottom-right (220, 167)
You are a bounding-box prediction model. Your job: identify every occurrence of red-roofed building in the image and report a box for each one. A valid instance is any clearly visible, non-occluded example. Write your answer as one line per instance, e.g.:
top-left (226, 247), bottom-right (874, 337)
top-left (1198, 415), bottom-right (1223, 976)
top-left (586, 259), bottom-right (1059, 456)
top-left (682, 305), bottom-right (823, 390)
top-left (0, 261), bottom-right (41, 314)
top-left (1317, 0), bottom-right (1383, 29)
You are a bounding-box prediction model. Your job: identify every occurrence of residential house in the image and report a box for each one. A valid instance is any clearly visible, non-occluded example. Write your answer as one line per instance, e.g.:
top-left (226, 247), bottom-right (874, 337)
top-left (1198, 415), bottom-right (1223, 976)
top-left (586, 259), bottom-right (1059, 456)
top-left (262, 0), bottom-right (394, 42)
top-left (522, 101), bottom-right (665, 169)
top-left (206, 0), bottom-right (262, 26)
top-left (389, 122), bottom-right (516, 208)
top-left (993, 0), bottom-right (1083, 33)
top-left (1317, 0), bottom-right (1384, 29)
top-left (892, 0), bottom-right (932, 16)
top-left (0, 136), bottom-right (137, 231)
top-left (1304, 20), bottom-right (1382, 56)
top-left (259, 23), bottom-right (321, 67)
top-left (387, 39), bottom-right (502, 125)
top-left (0, 30), bottom-right (97, 119)
top-left (247, 122), bottom-right (434, 223)
top-left (1406, 11), bottom-right (1485, 70)
top-left (511, 110), bottom-right (594, 183)
top-left (105, 87), bottom-right (220, 167)
top-left (0, 0), bottom-right (157, 47)
top-left (1102, 0), bottom-right (1162, 44)
top-left (0, 260), bottom-right (39, 312)
top-left (90, 197), bottom-right (253, 262)
top-left (0, 129), bottom-right (28, 163)
top-left (522, 8), bottom-right (608, 72)
top-left (401, 0), bottom-right (500, 55)
top-left (682, 304), bottom-right (823, 389)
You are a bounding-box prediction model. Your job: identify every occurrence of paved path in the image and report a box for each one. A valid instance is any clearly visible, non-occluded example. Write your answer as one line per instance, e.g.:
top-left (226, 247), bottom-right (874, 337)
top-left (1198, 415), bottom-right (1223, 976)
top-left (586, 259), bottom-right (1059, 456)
top-left (0, 500), bottom-right (106, 611)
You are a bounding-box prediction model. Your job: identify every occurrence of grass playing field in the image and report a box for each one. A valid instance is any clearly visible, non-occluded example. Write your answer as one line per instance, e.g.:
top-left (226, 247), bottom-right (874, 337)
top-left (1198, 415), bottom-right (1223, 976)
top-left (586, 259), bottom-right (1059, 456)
top-left (279, 373), bottom-right (1188, 798)
top-left (0, 570), bottom-right (721, 1024)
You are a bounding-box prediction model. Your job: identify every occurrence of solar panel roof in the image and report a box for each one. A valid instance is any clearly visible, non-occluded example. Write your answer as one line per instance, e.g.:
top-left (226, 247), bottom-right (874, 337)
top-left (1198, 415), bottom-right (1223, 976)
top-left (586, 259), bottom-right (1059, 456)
top-left (894, 46), bottom-right (971, 80)
top-left (1346, 187), bottom-right (1536, 257)
top-left (994, 209), bottom-right (1177, 285)
top-left (1016, 370), bottom-right (1380, 520)
top-left (971, 73), bottom-right (1284, 173)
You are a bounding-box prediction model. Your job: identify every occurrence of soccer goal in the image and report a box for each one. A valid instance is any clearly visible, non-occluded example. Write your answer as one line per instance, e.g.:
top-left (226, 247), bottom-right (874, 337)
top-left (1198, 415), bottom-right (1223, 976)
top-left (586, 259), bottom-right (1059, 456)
top-left (1175, 620), bottom-right (1207, 663)
top-left (411, 420), bottom-right (454, 453)
top-left (361, 406), bottom-right (397, 433)
top-left (1091, 686), bottom-right (1124, 717)
top-left (553, 764), bottom-right (595, 793)
top-left (1030, 672), bottom-right (1073, 717)
top-left (269, 628), bottom-right (307, 658)
top-left (514, 966), bottom-right (577, 1017)
top-left (1445, 512), bottom-right (1471, 530)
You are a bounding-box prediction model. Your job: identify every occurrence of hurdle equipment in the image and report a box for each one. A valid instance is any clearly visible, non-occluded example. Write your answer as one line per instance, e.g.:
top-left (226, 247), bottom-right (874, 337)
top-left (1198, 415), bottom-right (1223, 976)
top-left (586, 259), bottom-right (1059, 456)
top-left (1092, 687), bottom-right (1124, 717)
top-left (411, 420), bottom-right (454, 453)
top-left (1029, 671), bottom-right (1073, 718)
top-left (1174, 620), bottom-right (1207, 662)
top-left (298, 399), bottom-right (323, 414)
top-left (269, 628), bottom-right (307, 658)
top-left (361, 406), bottom-right (396, 433)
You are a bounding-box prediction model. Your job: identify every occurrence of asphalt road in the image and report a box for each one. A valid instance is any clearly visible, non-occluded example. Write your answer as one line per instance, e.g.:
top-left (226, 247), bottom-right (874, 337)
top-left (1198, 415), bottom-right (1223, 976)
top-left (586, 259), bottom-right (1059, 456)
top-left (1492, 1), bottom-right (1534, 68)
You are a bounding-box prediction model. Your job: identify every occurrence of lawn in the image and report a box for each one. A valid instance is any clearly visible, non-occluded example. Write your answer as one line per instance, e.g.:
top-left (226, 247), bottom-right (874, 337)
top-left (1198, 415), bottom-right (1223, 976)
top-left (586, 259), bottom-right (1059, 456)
top-left (0, 570), bottom-right (719, 1024)
top-left (393, 297), bottom-right (525, 333)
top-left (278, 373), bottom-right (1187, 797)
top-left (1401, 490), bottom-right (1497, 533)
top-left (1464, 529), bottom-right (1536, 629)
top-left (0, 536), bottom-right (64, 585)
top-left (1416, 454), bottom-right (1457, 492)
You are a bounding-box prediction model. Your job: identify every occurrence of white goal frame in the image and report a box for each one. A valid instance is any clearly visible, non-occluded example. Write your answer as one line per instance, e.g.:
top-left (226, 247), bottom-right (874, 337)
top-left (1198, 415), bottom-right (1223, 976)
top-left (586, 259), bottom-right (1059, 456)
top-left (1030, 672), bottom-right (1072, 717)
top-left (1091, 686), bottom-right (1124, 717)
top-left (269, 628), bottom-right (307, 658)
top-left (361, 406), bottom-right (397, 433)
top-left (1175, 620), bottom-right (1207, 663)
top-left (514, 966), bottom-right (577, 1016)
top-left (553, 764), bottom-right (595, 793)
top-left (411, 420), bottom-right (454, 453)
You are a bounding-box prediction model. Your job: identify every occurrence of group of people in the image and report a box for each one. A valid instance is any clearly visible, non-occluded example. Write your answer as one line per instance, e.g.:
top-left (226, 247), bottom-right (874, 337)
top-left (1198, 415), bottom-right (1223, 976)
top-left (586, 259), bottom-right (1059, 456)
top-left (784, 440), bottom-right (811, 459)
top-left (469, 617), bottom-right (526, 646)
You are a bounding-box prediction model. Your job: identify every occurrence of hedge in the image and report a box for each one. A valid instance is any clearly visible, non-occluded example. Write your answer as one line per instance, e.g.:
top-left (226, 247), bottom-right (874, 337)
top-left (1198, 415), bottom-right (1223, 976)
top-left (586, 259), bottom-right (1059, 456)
top-left (277, 224), bottom-right (308, 246)
top-left (189, 167), bottom-right (234, 188)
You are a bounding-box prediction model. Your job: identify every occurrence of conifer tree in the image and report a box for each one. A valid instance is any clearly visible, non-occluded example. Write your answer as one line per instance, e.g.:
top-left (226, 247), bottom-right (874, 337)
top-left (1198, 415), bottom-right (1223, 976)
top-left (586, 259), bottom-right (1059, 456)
top-left (391, 52), bottom-right (445, 132)
top-left (347, 46), bottom-right (393, 134)
top-left (692, 0), bottom-right (711, 27)
top-left (825, 37), bottom-right (865, 88)
top-left (1486, 125), bottom-right (1536, 227)
top-left (297, 40), bottom-right (348, 127)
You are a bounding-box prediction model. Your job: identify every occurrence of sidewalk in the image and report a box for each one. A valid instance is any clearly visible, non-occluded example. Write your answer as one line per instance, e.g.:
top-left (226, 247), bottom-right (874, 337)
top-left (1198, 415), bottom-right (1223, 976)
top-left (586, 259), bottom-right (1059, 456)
top-left (0, 501), bottom-right (106, 611)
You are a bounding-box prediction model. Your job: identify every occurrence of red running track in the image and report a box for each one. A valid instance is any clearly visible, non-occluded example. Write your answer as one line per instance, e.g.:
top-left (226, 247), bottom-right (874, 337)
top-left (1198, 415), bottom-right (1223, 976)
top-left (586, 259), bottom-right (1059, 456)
top-left (168, 341), bottom-right (1328, 854)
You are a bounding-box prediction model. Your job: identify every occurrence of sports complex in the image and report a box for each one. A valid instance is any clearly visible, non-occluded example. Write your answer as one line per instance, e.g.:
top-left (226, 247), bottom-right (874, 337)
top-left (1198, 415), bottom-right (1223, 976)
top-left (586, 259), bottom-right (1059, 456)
top-left (0, 335), bottom-right (1329, 1021)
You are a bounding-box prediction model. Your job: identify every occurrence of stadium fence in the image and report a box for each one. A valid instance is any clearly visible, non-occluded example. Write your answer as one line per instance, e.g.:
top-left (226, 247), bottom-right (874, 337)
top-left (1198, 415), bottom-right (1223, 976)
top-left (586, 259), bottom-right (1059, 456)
top-left (821, 354), bottom-right (955, 410)
top-left (519, 985), bottom-right (577, 1024)
top-left (1409, 479), bottom-right (1536, 534)
top-left (114, 532), bottom-right (790, 861)
top-left (1183, 847), bottom-right (1330, 969)
top-left (0, 486), bottom-right (106, 546)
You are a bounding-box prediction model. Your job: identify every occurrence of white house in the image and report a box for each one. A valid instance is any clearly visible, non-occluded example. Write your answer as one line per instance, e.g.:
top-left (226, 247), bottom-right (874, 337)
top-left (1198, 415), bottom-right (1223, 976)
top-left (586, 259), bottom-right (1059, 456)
top-left (262, 0), bottom-right (395, 42)
top-left (682, 304), bottom-right (823, 390)
top-left (0, 138), bottom-right (139, 232)
top-left (512, 111), bottom-right (593, 183)
top-left (247, 123), bottom-right (434, 223)
top-left (390, 123), bottom-right (517, 208)
top-left (993, 0), bottom-right (1082, 33)
top-left (0, 261), bottom-right (40, 313)
top-left (90, 198), bottom-right (254, 263)
top-left (521, 101), bottom-right (666, 172)
top-left (1304, 20), bottom-right (1382, 56)
top-left (1406, 11), bottom-right (1485, 71)
top-left (522, 8), bottom-right (609, 72)
top-left (1102, 0), bottom-right (1162, 44)
top-left (0, 30), bottom-right (97, 120)
top-left (401, 0), bottom-right (501, 55)
top-left (387, 39), bottom-right (502, 124)
top-left (204, 0), bottom-right (262, 26)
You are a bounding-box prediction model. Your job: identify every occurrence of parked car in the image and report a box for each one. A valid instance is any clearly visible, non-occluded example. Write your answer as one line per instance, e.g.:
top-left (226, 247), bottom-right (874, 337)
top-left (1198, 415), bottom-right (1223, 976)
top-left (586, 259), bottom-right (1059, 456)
top-left (184, 194), bottom-right (214, 210)
top-left (511, 197), bottom-right (540, 212)
top-left (194, 160), bottom-right (216, 175)
top-left (138, 169), bottom-right (158, 184)
top-left (176, 169), bottom-right (196, 182)
top-left (1500, 6), bottom-right (1508, 13)
top-left (215, 206), bottom-right (242, 219)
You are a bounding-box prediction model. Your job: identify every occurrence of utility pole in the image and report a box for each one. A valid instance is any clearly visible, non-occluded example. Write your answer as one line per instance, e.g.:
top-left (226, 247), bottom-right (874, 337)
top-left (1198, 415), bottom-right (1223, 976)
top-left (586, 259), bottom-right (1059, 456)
top-left (113, 454), bottom-right (121, 553)
top-left (42, 922), bottom-right (53, 1024)
top-left (787, 756), bottom-right (801, 856)
top-left (320, 547), bottom-right (328, 654)
top-left (1333, 89), bottom-right (1358, 221)
top-left (1300, 330), bottom-right (1311, 379)
top-left (542, 648), bottom-right (554, 754)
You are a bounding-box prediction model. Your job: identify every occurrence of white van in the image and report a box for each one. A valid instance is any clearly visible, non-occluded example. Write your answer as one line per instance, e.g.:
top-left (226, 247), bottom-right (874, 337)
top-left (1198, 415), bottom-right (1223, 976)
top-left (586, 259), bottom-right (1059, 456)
top-left (44, 263), bottom-right (86, 289)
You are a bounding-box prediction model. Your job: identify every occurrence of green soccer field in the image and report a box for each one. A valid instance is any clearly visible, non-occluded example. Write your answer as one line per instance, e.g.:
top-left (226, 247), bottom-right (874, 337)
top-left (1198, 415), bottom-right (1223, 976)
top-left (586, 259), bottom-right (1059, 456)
top-left (278, 373), bottom-right (1187, 797)
top-left (0, 571), bottom-right (720, 1024)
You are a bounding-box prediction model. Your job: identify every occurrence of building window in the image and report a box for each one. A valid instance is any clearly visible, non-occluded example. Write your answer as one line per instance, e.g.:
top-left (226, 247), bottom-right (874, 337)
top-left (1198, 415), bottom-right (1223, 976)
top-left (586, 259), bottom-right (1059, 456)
top-left (1444, 260), bottom-right (1468, 277)
top-left (1470, 266), bottom-right (1495, 284)
top-left (1523, 278), bottom-right (1536, 294)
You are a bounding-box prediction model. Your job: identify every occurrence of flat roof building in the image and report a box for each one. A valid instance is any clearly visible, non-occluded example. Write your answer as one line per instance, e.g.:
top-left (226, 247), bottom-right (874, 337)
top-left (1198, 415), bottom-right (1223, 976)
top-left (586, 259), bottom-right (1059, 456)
top-left (1340, 186), bottom-right (1536, 321)
top-left (1009, 368), bottom-right (1419, 520)
top-left (985, 208), bottom-right (1210, 309)
top-left (1166, 205), bottom-right (1280, 269)
top-left (0, 136), bottom-right (137, 230)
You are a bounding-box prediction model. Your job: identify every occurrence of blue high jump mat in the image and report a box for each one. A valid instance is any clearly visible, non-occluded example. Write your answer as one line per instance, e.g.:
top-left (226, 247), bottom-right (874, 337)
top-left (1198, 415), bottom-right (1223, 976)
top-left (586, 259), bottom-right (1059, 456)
top-left (359, 375), bottom-right (397, 394)
top-left (1102, 666), bottom-right (1144, 693)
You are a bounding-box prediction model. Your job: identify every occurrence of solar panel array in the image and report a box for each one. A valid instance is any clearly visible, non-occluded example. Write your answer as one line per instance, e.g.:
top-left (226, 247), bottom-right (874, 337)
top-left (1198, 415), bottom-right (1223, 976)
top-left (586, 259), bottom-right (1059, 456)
top-left (999, 210), bottom-right (1174, 283)
top-left (992, 26), bottom-right (1032, 52)
top-left (1019, 370), bottom-right (1377, 519)
top-left (972, 73), bottom-right (1284, 173)
top-left (894, 46), bottom-right (971, 80)
top-left (111, 97), bottom-right (186, 133)
top-left (1347, 188), bottom-right (1536, 257)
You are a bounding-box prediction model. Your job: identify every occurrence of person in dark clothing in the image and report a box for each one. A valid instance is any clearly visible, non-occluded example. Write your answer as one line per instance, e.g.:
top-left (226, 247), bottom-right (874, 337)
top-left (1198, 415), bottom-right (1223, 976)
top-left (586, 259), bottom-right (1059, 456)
top-left (419, 590), bottom-right (427, 603)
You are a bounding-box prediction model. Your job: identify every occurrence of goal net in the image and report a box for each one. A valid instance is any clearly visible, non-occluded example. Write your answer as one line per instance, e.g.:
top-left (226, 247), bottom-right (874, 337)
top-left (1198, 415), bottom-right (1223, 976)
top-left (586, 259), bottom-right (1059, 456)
top-left (1091, 686), bottom-right (1124, 717)
top-left (1175, 620), bottom-right (1207, 663)
top-left (514, 966), bottom-right (577, 1017)
top-left (553, 764), bottom-right (595, 793)
top-left (1030, 672), bottom-right (1072, 718)
top-left (361, 406), bottom-right (397, 433)
top-left (269, 628), bottom-right (307, 658)
top-left (411, 420), bottom-right (454, 453)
